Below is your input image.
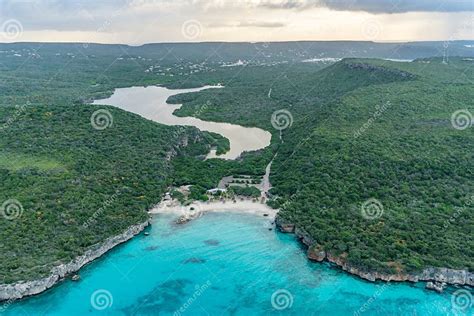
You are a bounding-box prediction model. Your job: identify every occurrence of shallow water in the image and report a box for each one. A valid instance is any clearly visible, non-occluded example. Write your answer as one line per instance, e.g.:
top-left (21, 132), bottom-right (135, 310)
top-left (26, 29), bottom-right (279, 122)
top-left (6, 213), bottom-right (469, 316)
top-left (93, 86), bottom-right (271, 159)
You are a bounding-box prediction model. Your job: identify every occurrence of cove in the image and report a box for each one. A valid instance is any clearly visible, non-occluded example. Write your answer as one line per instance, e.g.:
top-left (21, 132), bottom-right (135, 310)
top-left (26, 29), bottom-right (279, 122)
top-left (5, 213), bottom-right (461, 315)
top-left (93, 86), bottom-right (272, 159)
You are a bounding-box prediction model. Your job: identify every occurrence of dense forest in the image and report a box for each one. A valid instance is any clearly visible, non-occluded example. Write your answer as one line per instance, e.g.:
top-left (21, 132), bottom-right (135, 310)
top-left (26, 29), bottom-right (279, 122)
top-left (175, 57), bottom-right (474, 274)
top-left (0, 42), bottom-right (473, 283)
top-left (0, 102), bottom-right (221, 283)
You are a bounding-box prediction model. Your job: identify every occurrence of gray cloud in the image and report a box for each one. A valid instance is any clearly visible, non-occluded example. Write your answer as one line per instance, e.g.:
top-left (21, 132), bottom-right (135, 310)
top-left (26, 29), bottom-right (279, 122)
top-left (237, 21), bottom-right (286, 28)
top-left (208, 20), bottom-right (286, 28)
top-left (258, 0), bottom-right (474, 13)
top-left (0, 0), bottom-right (472, 43)
top-left (0, 0), bottom-right (135, 32)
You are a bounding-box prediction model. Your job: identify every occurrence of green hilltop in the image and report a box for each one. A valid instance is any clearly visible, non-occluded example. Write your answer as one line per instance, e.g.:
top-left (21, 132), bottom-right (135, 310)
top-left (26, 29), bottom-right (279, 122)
top-left (0, 42), bottom-right (472, 283)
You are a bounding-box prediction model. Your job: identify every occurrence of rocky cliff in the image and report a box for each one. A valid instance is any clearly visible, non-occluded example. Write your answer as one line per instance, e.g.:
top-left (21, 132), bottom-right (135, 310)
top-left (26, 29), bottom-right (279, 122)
top-left (0, 220), bottom-right (150, 301)
top-left (276, 217), bottom-right (473, 287)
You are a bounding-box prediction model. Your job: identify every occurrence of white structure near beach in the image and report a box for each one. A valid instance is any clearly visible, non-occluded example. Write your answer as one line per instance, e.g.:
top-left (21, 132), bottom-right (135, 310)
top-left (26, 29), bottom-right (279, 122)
top-left (207, 188), bottom-right (227, 194)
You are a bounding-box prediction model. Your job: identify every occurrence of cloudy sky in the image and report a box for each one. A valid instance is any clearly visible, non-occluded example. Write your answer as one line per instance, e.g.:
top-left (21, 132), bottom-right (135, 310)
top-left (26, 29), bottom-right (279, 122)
top-left (0, 0), bottom-right (473, 44)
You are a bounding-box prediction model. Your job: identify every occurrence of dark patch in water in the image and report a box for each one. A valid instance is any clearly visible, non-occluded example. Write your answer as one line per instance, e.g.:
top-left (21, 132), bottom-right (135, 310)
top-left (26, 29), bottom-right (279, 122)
top-left (119, 253), bottom-right (136, 258)
top-left (144, 245), bottom-right (159, 251)
top-left (183, 257), bottom-right (206, 264)
top-left (204, 239), bottom-right (220, 246)
top-left (122, 279), bottom-right (192, 315)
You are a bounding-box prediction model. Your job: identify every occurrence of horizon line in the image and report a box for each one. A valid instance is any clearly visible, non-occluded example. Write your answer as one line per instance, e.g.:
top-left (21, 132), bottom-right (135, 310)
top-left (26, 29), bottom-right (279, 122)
top-left (1, 39), bottom-right (474, 47)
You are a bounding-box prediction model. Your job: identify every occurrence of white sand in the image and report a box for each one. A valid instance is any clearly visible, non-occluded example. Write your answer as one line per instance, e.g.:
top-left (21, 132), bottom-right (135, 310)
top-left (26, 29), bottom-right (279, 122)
top-left (149, 198), bottom-right (278, 219)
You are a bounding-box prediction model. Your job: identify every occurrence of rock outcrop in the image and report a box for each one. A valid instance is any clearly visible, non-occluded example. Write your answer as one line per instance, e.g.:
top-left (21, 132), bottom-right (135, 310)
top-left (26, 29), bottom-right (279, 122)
top-left (425, 281), bottom-right (446, 293)
top-left (276, 216), bottom-right (473, 288)
top-left (275, 217), bottom-right (295, 233)
top-left (307, 245), bottom-right (326, 262)
top-left (0, 220), bottom-right (150, 301)
top-left (344, 61), bottom-right (416, 79)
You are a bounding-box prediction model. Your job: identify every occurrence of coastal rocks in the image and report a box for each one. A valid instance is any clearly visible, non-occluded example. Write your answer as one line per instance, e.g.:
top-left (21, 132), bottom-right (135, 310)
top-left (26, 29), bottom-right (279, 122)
top-left (275, 215), bottom-right (474, 287)
top-left (307, 245), bottom-right (326, 262)
top-left (175, 205), bottom-right (203, 225)
top-left (176, 216), bottom-right (192, 224)
top-left (0, 220), bottom-right (150, 302)
top-left (425, 282), bottom-right (446, 293)
top-left (294, 227), bottom-right (315, 247)
top-left (0, 276), bottom-right (60, 302)
top-left (275, 217), bottom-right (295, 233)
top-left (417, 267), bottom-right (472, 285)
top-left (175, 211), bottom-right (202, 224)
top-left (326, 249), bottom-right (474, 287)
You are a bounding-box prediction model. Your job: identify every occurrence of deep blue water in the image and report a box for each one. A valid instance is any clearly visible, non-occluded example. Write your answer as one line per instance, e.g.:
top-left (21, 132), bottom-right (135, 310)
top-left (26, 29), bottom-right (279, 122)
top-left (4, 213), bottom-right (472, 315)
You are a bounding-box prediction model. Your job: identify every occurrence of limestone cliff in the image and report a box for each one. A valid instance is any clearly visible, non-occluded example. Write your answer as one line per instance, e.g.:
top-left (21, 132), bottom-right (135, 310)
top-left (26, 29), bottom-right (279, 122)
top-left (0, 220), bottom-right (149, 301)
top-left (276, 216), bottom-right (473, 287)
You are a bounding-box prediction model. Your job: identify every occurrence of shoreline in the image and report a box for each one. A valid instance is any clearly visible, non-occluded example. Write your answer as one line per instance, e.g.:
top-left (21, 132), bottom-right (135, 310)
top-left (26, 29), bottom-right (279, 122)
top-left (93, 84), bottom-right (272, 160)
top-left (275, 217), bottom-right (474, 290)
top-left (149, 198), bottom-right (278, 220)
top-left (0, 199), bottom-right (276, 303)
top-left (0, 220), bottom-right (150, 302)
top-left (3, 202), bottom-right (470, 303)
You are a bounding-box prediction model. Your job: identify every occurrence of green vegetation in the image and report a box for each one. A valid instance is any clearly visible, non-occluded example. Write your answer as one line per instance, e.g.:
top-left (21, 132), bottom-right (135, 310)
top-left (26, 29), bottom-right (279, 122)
top-left (229, 186), bottom-right (261, 198)
top-left (170, 189), bottom-right (186, 204)
top-left (176, 57), bottom-right (473, 274)
top-left (202, 132), bottom-right (230, 156)
top-left (0, 42), bottom-right (273, 283)
top-left (0, 42), bottom-right (472, 284)
top-left (0, 103), bottom-right (214, 283)
top-left (0, 152), bottom-right (65, 172)
top-left (188, 185), bottom-right (209, 202)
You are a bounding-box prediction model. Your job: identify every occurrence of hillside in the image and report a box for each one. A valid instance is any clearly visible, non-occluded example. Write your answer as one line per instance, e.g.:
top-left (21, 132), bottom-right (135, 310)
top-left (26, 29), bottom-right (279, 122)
top-left (0, 42), bottom-right (472, 284)
top-left (0, 101), bottom-right (223, 283)
top-left (175, 57), bottom-right (474, 274)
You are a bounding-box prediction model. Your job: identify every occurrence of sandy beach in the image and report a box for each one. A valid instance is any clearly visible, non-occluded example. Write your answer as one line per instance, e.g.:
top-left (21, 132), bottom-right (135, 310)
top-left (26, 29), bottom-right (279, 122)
top-left (149, 198), bottom-right (278, 220)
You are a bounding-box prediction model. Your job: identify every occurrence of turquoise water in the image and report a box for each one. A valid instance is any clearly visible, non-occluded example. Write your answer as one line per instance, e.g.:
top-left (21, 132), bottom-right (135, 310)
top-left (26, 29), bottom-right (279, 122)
top-left (5, 213), bottom-right (472, 315)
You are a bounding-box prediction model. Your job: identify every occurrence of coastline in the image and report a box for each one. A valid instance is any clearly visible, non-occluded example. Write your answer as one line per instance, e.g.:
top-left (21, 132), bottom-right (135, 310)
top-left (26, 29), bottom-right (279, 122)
top-left (0, 220), bottom-right (150, 302)
top-left (149, 198), bottom-right (278, 220)
top-left (0, 198), bottom-right (275, 303)
top-left (275, 217), bottom-right (474, 288)
top-left (3, 201), bottom-right (470, 303)
top-left (0, 82), bottom-right (275, 303)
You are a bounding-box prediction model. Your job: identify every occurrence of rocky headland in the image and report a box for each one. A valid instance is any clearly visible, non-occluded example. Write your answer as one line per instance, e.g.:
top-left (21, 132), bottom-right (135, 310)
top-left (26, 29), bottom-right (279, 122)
top-left (275, 217), bottom-right (473, 290)
top-left (0, 220), bottom-right (150, 302)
